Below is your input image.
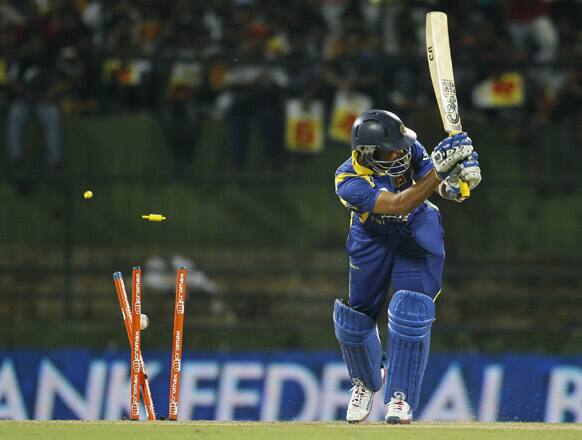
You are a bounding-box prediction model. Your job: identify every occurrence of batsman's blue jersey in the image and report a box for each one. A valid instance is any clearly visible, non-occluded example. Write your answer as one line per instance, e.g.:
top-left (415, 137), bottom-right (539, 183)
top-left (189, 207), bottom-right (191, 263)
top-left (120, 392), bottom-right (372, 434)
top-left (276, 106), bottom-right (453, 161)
top-left (335, 141), bottom-right (445, 319)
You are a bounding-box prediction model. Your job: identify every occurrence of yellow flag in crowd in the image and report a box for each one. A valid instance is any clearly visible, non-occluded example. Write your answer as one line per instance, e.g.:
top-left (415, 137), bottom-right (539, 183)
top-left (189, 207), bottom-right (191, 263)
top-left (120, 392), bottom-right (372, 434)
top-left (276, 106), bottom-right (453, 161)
top-left (168, 61), bottom-right (202, 100)
top-left (0, 59), bottom-right (6, 85)
top-left (329, 90), bottom-right (373, 144)
top-left (285, 99), bottom-right (325, 153)
top-left (472, 72), bottom-right (525, 108)
top-left (102, 59), bottom-right (152, 86)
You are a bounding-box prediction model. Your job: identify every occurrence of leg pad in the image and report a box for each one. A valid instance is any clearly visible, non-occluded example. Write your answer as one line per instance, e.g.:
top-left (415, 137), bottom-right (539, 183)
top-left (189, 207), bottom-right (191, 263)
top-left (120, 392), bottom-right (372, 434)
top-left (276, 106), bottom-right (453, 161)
top-left (385, 290), bottom-right (434, 411)
top-left (333, 299), bottom-right (383, 392)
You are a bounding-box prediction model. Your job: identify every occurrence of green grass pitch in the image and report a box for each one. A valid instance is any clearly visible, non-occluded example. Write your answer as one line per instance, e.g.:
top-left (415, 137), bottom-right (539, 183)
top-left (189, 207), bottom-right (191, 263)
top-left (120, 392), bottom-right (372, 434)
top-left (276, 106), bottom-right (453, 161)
top-left (2, 421), bottom-right (582, 440)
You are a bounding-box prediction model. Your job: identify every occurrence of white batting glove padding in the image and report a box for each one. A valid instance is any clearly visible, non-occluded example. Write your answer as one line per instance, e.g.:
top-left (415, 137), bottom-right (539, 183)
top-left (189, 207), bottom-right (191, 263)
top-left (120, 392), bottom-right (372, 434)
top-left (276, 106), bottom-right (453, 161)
top-left (440, 151), bottom-right (482, 201)
top-left (431, 132), bottom-right (474, 180)
top-left (458, 158), bottom-right (481, 190)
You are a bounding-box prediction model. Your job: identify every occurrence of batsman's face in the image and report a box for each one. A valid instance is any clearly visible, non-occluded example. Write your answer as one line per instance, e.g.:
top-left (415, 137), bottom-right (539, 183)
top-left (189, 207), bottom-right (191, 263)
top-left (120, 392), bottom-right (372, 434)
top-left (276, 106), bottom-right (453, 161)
top-left (381, 150), bottom-right (405, 161)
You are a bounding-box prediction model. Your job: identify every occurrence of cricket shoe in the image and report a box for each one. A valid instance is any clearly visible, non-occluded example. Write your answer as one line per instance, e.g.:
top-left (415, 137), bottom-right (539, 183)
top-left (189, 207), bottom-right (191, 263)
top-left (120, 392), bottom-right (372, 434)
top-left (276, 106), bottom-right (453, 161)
top-left (385, 397), bottom-right (412, 424)
top-left (346, 379), bottom-right (375, 423)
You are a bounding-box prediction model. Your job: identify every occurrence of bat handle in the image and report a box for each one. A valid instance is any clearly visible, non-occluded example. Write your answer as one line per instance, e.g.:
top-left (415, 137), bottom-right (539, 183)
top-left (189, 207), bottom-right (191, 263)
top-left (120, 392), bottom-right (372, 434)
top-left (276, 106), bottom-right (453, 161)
top-left (448, 130), bottom-right (471, 199)
top-left (459, 180), bottom-right (470, 198)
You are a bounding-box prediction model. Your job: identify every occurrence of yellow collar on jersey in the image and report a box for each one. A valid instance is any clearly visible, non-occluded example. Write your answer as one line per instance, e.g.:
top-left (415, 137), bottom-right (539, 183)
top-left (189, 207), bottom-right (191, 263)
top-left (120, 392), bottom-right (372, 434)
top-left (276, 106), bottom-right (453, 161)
top-left (351, 150), bottom-right (374, 176)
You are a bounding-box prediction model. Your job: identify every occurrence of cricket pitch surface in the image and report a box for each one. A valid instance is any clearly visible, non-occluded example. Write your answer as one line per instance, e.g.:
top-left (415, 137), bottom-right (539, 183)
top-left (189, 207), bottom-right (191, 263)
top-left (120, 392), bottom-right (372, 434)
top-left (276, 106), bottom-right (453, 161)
top-left (2, 421), bottom-right (582, 440)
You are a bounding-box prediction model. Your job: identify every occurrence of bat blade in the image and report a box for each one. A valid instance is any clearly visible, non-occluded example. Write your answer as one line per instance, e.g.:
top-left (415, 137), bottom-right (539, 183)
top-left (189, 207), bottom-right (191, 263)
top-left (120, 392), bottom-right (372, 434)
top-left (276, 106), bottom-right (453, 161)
top-left (426, 11), bottom-right (469, 197)
top-left (426, 11), bottom-right (462, 134)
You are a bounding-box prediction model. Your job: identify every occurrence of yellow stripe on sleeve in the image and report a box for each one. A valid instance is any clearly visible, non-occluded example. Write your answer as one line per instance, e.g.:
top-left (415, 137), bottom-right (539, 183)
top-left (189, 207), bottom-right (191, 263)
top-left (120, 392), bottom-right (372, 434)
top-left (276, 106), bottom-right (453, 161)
top-left (337, 195), bottom-right (351, 209)
top-left (335, 163), bottom-right (375, 224)
top-left (335, 172), bottom-right (358, 190)
top-left (335, 172), bottom-right (375, 190)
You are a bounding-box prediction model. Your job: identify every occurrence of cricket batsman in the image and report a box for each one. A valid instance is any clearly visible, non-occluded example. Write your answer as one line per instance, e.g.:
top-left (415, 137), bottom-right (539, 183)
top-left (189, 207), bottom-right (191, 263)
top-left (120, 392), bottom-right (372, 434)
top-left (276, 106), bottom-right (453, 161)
top-left (333, 110), bottom-right (481, 424)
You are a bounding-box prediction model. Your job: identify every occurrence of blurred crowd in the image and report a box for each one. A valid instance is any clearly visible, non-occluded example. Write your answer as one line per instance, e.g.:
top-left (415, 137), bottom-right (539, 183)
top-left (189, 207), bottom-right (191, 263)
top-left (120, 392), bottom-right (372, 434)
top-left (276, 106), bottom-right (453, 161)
top-left (1, 0), bottom-right (581, 179)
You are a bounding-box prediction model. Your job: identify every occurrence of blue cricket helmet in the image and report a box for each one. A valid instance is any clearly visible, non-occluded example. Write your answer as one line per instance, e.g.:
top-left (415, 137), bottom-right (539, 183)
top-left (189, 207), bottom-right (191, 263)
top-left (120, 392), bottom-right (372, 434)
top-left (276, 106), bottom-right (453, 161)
top-left (351, 110), bottom-right (417, 176)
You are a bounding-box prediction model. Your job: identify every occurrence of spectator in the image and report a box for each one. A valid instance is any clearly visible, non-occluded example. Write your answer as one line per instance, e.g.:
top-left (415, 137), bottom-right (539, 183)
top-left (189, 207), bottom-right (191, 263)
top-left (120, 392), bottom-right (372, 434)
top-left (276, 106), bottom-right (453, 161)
top-left (50, 6), bottom-right (95, 113)
top-left (503, 0), bottom-right (559, 64)
top-left (323, 30), bottom-right (381, 105)
top-left (157, 16), bottom-right (207, 177)
top-left (221, 11), bottom-right (288, 175)
top-left (102, 1), bottom-right (145, 56)
top-left (6, 28), bottom-right (66, 174)
top-left (100, 1), bottom-right (155, 112)
top-left (549, 66), bottom-right (582, 190)
top-left (77, 0), bottom-right (104, 48)
top-left (285, 33), bottom-right (326, 102)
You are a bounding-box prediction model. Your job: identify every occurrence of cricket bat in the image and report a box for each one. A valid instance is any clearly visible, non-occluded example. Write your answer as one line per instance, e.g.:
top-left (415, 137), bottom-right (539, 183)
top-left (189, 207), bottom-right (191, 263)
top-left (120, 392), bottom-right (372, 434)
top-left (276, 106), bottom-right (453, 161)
top-left (426, 11), bottom-right (470, 198)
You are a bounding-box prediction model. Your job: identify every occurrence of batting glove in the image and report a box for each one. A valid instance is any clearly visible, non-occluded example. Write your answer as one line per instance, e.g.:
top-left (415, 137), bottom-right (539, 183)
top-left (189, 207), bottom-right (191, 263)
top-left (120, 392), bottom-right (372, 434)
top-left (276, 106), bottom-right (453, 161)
top-left (440, 152), bottom-right (481, 201)
top-left (431, 132), bottom-right (474, 180)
